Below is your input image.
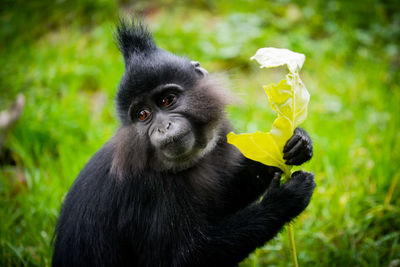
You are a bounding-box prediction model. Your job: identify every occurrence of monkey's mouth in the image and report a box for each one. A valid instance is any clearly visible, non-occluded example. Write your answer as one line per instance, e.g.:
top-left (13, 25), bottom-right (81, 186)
top-left (160, 130), bottom-right (196, 160)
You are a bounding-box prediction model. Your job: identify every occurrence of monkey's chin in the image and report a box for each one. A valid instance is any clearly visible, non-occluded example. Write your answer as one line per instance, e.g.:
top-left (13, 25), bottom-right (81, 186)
top-left (157, 151), bottom-right (198, 172)
top-left (160, 144), bottom-right (198, 166)
top-left (158, 142), bottom-right (204, 171)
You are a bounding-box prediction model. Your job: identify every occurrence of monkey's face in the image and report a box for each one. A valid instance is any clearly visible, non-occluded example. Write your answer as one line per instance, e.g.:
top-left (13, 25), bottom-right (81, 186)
top-left (113, 23), bottom-right (231, 173)
top-left (130, 83), bottom-right (198, 164)
top-left (118, 57), bottom-right (229, 171)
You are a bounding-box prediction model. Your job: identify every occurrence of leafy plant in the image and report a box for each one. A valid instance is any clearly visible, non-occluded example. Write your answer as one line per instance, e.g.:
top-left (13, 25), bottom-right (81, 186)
top-left (227, 47), bottom-right (310, 266)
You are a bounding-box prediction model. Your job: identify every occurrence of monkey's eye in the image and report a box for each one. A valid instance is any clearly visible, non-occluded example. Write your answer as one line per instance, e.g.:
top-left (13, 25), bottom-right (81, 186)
top-left (137, 109), bottom-right (151, 121)
top-left (159, 94), bottom-right (176, 107)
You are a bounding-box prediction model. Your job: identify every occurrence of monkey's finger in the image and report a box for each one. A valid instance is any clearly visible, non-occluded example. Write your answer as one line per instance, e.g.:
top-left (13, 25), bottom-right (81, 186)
top-left (273, 171), bottom-right (282, 180)
top-left (283, 137), bottom-right (307, 160)
top-left (270, 172), bottom-right (282, 188)
top-left (285, 148), bottom-right (312, 165)
top-left (283, 132), bottom-right (301, 153)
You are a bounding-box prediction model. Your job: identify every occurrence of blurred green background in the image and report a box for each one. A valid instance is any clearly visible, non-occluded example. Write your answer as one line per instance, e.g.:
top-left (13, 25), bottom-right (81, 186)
top-left (1, 0), bottom-right (399, 266)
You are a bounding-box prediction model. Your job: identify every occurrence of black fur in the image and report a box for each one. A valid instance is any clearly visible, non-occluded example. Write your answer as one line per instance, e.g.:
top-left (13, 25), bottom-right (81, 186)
top-left (116, 18), bottom-right (156, 62)
top-left (53, 18), bottom-right (315, 267)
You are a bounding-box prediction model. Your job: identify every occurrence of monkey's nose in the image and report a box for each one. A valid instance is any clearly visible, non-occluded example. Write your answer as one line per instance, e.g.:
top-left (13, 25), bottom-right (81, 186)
top-left (157, 122), bottom-right (172, 133)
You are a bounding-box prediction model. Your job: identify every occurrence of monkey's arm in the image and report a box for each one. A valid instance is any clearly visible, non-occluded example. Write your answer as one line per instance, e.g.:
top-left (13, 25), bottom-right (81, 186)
top-left (53, 144), bottom-right (121, 267)
top-left (196, 171), bottom-right (315, 266)
top-left (222, 157), bottom-right (279, 214)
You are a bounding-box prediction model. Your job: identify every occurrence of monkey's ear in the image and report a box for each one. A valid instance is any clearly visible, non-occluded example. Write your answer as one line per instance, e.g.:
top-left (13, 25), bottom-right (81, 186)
top-left (115, 17), bottom-right (157, 64)
top-left (191, 61), bottom-right (208, 77)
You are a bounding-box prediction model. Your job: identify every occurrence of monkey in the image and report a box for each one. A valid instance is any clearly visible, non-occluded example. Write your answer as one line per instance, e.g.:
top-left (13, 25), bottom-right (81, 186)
top-left (52, 18), bottom-right (315, 267)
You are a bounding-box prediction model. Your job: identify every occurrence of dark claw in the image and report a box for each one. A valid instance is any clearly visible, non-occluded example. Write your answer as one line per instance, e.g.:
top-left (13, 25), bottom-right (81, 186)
top-left (283, 128), bottom-right (313, 165)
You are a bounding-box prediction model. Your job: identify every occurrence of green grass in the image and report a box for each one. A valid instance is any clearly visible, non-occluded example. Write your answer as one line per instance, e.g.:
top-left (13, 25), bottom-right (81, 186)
top-left (1, 1), bottom-right (399, 266)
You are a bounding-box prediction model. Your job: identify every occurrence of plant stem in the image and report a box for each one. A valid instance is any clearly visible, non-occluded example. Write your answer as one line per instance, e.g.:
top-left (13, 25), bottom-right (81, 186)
top-left (284, 171), bottom-right (299, 267)
top-left (288, 223), bottom-right (298, 267)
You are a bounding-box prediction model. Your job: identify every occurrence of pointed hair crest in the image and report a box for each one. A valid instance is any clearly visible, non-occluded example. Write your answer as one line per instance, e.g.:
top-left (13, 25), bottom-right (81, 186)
top-left (115, 17), bottom-right (157, 63)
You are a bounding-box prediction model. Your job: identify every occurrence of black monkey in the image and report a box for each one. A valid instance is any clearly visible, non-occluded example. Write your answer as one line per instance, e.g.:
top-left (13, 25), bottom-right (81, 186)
top-left (52, 19), bottom-right (315, 267)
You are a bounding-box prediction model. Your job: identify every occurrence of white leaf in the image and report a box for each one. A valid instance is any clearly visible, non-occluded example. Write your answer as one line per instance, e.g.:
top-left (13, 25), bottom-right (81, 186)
top-left (250, 47), bottom-right (305, 73)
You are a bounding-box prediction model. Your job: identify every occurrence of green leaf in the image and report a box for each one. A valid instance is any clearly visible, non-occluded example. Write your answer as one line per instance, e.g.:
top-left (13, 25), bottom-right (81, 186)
top-left (227, 48), bottom-right (309, 175)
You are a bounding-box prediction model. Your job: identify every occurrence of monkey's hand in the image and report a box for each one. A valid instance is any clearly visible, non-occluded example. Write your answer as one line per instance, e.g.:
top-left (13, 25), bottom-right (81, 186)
top-left (283, 127), bottom-right (313, 166)
top-left (262, 171), bottom-right (315, 220)
top-left (197, 171), bottom-right (315, 265)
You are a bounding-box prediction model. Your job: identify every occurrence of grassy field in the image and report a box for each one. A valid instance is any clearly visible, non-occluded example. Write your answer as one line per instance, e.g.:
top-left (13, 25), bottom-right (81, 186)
top-left (1, 1), bottom-right (399, 266)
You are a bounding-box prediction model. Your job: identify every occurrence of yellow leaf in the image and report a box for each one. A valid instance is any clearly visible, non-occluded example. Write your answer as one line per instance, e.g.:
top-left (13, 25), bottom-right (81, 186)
top-left (227, 131), bottom-right (291, 175)
top-left (227, 48), bottom-right (309, 175)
